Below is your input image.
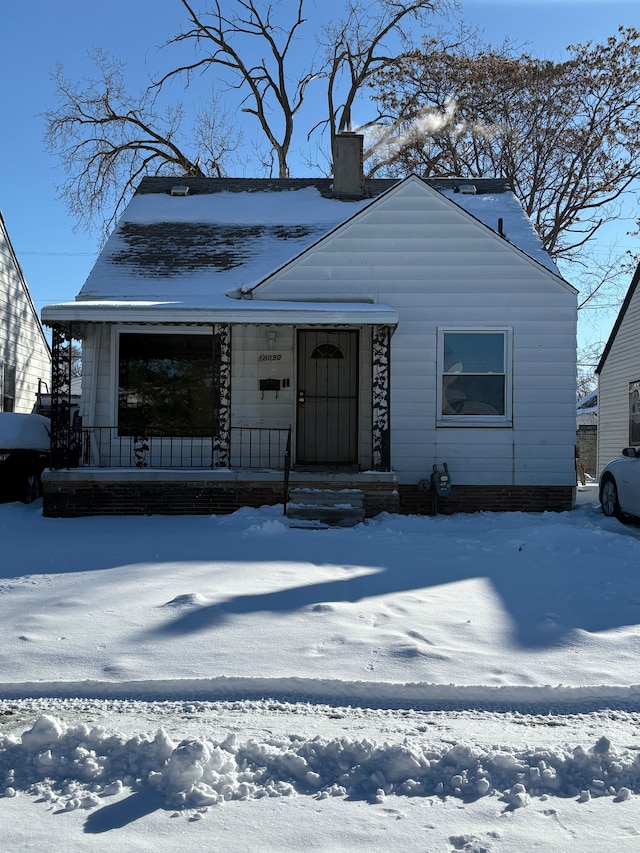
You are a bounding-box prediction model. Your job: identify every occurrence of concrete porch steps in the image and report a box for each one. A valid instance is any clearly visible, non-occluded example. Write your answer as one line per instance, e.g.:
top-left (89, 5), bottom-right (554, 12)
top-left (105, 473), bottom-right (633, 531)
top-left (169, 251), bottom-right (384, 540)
top-left (286, 488), bottom-right (366, 528)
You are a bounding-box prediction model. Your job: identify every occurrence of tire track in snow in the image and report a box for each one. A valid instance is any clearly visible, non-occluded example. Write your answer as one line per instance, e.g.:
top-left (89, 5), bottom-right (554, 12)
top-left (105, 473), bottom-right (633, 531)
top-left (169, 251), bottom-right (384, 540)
top-left (2, 677), bottom-right (640, 714)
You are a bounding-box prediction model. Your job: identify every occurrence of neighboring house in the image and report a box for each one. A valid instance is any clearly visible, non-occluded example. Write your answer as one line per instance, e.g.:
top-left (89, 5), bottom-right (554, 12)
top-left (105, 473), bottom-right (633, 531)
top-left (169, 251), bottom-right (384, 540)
top-left (34, 375), bottom-right (82, 423)
top-left (0, 210), bottom-right (51, 413)
top-left (595, 262), bottom-right (640, 474)
top-left (41, 135), bottom-right (578, 518)
top-left (576, 389), bottom-right (598, 426)
top-left (576, 390), bottom-right (598, 478)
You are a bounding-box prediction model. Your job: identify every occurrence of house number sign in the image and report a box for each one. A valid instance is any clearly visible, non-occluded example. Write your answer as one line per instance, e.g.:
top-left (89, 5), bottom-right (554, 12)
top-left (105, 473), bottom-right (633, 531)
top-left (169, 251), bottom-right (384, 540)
top-left (258, 353), bottom-right (282, 361)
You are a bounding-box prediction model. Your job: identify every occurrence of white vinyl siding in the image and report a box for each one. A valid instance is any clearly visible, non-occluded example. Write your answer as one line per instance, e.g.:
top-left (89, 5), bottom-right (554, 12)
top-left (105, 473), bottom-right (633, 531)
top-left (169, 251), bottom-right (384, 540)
top-left (254, 177), bottom-right (577, 487)
top-left (598, 280), bottom-right (640, 474)
top-left (0, 216), bottom-right (51, 413)
top-left (231, 325), bottom-right (294, 430)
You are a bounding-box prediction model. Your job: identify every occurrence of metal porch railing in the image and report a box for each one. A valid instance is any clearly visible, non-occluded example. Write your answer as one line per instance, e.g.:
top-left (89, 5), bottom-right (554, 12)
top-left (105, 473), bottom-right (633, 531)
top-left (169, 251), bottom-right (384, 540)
top-left (69, 426), bottom-right (292, 471)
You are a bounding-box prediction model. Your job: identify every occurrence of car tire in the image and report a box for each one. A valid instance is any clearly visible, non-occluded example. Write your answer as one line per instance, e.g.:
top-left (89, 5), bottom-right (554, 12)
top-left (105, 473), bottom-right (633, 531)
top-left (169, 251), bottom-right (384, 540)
top-left (601, 476), bottom-right (620, 518)
top-left (23, 473), bottom-right (41, 504)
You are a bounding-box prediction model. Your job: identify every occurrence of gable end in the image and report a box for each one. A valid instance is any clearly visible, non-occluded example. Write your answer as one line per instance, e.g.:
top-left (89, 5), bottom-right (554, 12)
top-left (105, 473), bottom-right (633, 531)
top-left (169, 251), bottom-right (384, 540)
top-left (596, 261), bottom-right (640, 374)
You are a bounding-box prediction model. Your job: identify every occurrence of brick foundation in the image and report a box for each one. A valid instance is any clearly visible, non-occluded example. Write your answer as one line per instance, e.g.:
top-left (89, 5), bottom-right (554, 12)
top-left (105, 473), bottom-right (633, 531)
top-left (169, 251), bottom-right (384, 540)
top-left (42, 475), bottom-right (400, 518)
top-left (43, 475), bottom-right (573, 517)
top-left (399, 484), bottom-right (575, 515)
top-left (43, 479), bottom-right (284, 517)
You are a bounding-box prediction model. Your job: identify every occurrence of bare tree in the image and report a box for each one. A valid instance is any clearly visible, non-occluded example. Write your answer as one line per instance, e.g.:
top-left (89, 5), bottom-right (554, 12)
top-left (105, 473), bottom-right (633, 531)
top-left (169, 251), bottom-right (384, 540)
top-left (44, 0), bottom-right (453, 235)
top-left (70, 344), bottom-right (83, 380)
top-left (577, 340), bottom-right (605, 399)
top-left (370, 28), bottom-right (640, 267)
top-left (159, 1), bottom-right (450, 172)
top-left (155, 0), bottom-right (313, 179)
top-left (316, 0), bottom-right (450, 150)
top-left (44, 50), bottom-right (239, 240)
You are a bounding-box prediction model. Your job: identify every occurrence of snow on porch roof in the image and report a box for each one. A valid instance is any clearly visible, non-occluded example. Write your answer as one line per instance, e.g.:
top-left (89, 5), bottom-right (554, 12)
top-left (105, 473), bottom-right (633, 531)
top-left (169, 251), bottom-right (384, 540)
top-left (42, 297), bottom-right (399, 327)
top-left (61, 175), bottom-right (559, 313)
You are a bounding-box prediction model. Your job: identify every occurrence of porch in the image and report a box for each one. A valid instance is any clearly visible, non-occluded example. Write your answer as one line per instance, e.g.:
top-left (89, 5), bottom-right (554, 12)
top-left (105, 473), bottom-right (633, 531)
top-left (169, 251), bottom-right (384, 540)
top-left (42, 415), bottom-right (399, 520)
top-left (42, 463), bottom-right (399, 519)
top-left (41, 309), bottom-right (399, 517)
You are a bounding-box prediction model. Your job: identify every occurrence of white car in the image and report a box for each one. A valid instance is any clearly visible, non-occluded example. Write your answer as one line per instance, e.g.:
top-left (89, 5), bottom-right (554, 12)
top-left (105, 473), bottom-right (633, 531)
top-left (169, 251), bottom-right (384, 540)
top-left (599, 446), bottom-right (640, 519)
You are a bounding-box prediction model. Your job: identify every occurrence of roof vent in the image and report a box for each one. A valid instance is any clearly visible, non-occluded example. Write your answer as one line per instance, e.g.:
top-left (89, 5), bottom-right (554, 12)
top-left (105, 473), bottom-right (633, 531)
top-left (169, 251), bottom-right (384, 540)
top-left (170, 185), bottom-right (190, 196)
top-left (457, 184), bottom-right (477, 194)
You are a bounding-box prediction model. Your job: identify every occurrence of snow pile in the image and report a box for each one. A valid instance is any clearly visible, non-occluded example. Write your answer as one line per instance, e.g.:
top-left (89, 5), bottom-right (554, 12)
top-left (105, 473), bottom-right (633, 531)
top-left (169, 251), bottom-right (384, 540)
top-left (2, 713), bottom-right (637, 813)
top-left (0, 413), bottom-right (50, 450)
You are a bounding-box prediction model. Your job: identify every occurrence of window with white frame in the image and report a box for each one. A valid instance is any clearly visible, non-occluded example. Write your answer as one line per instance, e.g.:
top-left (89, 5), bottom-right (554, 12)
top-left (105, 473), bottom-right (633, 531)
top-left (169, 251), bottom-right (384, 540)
top-left (630, 380), bottom-right (640, 445)
top-left (1, 363), bottom-right (16, 412)
top-left (438, 330), bottom-right (512, 425)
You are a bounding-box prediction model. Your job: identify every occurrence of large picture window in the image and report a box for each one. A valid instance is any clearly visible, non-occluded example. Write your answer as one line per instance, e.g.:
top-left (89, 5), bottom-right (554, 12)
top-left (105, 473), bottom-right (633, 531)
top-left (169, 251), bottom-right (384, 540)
top-left (118, 333), bottom-right (215, 436)
top-left (438, 330), bottom-right (511, 425)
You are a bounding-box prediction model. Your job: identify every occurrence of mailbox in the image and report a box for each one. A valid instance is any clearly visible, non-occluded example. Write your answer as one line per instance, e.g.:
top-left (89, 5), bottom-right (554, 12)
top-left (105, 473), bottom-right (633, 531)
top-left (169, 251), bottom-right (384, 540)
top-left (259, 378), bottom-right (281, 398)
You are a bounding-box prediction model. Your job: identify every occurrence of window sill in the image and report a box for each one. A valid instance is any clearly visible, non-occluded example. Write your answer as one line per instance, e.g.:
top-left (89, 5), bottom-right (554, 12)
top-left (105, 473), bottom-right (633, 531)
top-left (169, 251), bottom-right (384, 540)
top-left (436, 418), bottom-right (513, 428)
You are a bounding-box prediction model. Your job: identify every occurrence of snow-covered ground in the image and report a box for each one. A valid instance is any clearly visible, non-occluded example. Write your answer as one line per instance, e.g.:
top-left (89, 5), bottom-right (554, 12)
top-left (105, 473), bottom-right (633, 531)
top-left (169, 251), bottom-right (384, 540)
top-left (3, 483), bottom-right (640, 851)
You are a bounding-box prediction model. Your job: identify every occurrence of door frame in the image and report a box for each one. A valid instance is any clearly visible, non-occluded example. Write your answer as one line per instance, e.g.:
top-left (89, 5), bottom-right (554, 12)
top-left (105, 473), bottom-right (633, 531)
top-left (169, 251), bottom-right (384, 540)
top-left (295, 328), bottom-right (359, 466)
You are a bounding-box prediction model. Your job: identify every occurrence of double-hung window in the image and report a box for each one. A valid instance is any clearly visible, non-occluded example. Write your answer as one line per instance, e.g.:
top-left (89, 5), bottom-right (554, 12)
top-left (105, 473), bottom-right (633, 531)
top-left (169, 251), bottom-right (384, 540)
top-left (630, 380), bottom-right (640, 445)
top-left (437, 329), bottom-right (512, 426)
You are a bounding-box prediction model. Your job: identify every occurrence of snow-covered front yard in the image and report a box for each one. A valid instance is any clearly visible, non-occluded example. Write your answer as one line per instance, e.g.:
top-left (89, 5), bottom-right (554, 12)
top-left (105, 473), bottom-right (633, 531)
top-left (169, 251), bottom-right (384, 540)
top-left (3, 484), bottom-right (640, 851)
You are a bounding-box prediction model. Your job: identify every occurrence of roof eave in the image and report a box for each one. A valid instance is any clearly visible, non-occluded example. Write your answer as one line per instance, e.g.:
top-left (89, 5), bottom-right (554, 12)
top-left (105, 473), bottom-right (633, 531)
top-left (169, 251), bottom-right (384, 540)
top-left (41, 301), bottom-right (399, 328)
top-left (595, 261), bottom-right (640, 374)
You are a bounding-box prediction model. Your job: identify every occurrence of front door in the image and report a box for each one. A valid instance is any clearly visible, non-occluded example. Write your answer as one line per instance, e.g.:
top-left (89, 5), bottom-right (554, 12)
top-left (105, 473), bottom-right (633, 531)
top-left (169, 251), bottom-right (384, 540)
top-left (296, 330), bottom-right (358, 465)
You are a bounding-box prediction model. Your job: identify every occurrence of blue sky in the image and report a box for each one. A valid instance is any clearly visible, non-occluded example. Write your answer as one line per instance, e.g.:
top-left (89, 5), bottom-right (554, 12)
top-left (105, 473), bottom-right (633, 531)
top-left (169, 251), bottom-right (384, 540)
top-left (1, 0), bottom-right (639, 357)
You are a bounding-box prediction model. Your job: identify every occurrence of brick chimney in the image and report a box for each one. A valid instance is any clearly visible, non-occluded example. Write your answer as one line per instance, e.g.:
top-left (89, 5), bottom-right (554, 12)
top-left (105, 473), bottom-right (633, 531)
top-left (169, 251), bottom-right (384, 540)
top-left (332, 133), bottom-right (365, 198)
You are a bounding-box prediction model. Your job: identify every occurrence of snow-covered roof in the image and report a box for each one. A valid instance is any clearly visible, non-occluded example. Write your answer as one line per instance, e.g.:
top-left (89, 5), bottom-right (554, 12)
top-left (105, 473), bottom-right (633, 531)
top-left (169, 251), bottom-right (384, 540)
top-left (77, 181), bottom-right (379, 304)
top-left (577, 389), bottom-right (598, 413)
top-left (576, 388), bottom-right (598, 425)
top-left (42, 175), bottom-right (562, 325)
top-left (437, 186), bottom-right (558, 274)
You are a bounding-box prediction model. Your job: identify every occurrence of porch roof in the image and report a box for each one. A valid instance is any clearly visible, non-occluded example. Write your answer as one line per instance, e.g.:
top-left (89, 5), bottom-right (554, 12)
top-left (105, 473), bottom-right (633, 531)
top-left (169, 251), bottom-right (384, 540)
top-left (41, 297), bottom-right (399, 328)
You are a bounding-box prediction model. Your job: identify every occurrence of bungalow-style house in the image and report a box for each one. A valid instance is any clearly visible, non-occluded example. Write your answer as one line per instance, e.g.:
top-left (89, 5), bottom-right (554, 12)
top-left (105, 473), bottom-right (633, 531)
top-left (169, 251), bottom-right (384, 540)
top-left (595, 261), bottom-right (640, 473)
top-left (41, 135), bottom-right (578, 518)
top-left (0, 210), bottom-right (51, 413)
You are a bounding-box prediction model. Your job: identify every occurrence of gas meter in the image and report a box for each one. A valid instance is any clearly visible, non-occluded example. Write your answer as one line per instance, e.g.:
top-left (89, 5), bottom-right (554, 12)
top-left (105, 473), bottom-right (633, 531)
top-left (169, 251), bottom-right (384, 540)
top-left (431, 462), bottom-right (451, 497)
